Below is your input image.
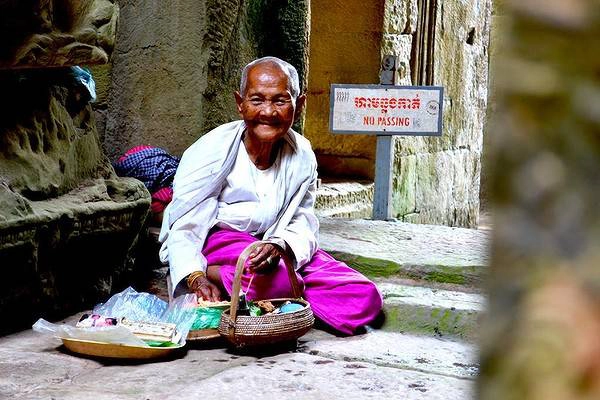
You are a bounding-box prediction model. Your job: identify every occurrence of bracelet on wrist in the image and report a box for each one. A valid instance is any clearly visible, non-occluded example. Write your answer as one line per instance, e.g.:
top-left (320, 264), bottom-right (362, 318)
top-left (186, 270), bottom-right (206, 289)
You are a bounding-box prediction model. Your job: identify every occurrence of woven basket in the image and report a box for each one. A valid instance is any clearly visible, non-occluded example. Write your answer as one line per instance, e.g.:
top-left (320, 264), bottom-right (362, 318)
top-left (218, 241), bottom-right (314, 347)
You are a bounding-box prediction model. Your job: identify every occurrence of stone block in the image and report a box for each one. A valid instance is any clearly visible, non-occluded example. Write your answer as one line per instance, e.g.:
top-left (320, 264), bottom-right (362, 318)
top-left (0, 178), bottom-right (149, 335)
top-left (377, 281), bottom-right (484, 341)
top-left (381, 33), bottom-right (413, 85)
top-left (0, 0), bottom-right (119, 68)
top-left (315, 181), bottom-right (374, 218)
top-left (103, 0), bottom-right (265, 160)
top-left (405, 150), bottom-right (480, 227)
top-left (392, 153), bottom-right (417, 217)
top-left (318, 217), bottom-right (489, 286)
top-left (0, 66), bottom-right (150, 334)
top-left (383, 0), bottom-right (418, 35)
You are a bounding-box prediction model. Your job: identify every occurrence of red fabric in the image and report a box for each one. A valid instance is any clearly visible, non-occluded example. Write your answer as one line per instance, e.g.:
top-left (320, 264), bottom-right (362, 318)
top-left (117, 145), bottom-right (153, 163)
top-left (151, 187), bottom-right (173, 214)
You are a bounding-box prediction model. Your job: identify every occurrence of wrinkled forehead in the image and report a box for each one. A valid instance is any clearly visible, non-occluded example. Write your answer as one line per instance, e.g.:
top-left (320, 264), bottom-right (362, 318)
top-left (244, 62), bottom-right (292, 94)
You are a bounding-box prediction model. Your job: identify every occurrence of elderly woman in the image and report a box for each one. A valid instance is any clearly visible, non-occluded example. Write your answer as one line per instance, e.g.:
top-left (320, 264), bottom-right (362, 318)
top-left (159, 56), bottom-right (382, 335)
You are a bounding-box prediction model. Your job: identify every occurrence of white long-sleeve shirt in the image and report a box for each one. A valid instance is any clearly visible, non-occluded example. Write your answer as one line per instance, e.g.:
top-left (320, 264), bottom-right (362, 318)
top-left (159, 120), bottom-right (319, 296)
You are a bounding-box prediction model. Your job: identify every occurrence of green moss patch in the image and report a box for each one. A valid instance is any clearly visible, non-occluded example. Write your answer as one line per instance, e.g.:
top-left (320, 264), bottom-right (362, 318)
top-left (327, 250), bottom-right (483, 287)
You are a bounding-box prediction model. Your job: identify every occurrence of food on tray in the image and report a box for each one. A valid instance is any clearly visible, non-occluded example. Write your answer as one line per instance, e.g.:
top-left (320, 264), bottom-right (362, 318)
top-left (76, 314), bottom-right (119, 328)
top-left (119, 319), bottom-right (179, 343)
top-left (196, 299), bottom-right (231, 308)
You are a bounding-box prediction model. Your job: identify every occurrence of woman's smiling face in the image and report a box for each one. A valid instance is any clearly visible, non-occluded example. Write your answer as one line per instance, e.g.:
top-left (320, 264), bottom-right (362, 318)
top-left (235, 63), bottom-right (303, 144)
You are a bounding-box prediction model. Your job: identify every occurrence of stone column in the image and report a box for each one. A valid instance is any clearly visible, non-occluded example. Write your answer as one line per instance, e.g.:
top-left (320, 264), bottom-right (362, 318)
top-left (385, 0), bottom-right (492, 227)
top-left (479, 0), bottom-right (600, 398)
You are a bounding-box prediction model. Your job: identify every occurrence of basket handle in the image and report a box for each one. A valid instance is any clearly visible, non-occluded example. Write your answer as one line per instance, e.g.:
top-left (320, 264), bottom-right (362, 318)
top-left (227, 241), bottom-right (303, 335)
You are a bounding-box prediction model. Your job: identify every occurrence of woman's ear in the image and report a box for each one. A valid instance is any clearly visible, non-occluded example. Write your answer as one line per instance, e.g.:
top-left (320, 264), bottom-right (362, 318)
top-left (234, 91), bottom-right (244, 115)
top-left (294, 94), bottom-right (307, 121)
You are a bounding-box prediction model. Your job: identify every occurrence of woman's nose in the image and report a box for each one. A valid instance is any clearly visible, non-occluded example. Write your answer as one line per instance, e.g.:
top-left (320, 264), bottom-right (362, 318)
top-left (259, 101), bottom-right (276, 116)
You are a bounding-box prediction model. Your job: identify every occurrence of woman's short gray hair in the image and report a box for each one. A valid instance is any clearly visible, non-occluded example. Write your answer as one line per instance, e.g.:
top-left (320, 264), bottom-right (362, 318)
top-left (240, 56), bottom-right (300, 99)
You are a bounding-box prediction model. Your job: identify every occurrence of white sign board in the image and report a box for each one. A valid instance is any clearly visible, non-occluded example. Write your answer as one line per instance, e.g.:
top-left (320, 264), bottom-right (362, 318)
top-left (329, 84), bottom-right (444, 135)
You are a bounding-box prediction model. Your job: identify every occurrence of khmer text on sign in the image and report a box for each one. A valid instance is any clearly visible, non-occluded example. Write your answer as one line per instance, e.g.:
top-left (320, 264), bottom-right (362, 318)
top-left (329, 84), bottom-right (443, 135)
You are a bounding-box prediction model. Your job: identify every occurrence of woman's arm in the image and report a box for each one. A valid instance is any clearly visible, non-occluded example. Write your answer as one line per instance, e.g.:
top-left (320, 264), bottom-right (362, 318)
top-left (267, 169), bottom-right (319, 269)
top-left (159, 196), bottom-right (219, 297)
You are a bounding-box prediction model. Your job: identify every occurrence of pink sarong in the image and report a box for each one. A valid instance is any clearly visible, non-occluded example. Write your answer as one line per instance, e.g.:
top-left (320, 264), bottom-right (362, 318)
top-left (202, 228), bottom-right (383, 335)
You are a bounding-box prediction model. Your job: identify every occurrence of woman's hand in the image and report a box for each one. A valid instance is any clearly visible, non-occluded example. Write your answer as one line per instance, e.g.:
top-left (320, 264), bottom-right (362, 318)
top-left (247, 243), bottom-right (284, 274)
top-left (189, 275), bottom-right (221, 302)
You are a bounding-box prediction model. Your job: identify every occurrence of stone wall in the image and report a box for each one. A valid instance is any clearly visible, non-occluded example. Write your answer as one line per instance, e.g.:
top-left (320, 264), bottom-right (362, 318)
top-left (0, 0), bottom-right (118, 68)
top-left (479, 0), bottom-right (600, 398)
top-left (97, 1), bottom-right (489, 228)
top-left (304, 0), bottom-right (385, 180)
top-left (305, 0), bottom-right (490, 226)
top-left (100, 0), bottom-right (310, 160)
top-left (382, 0), bottom-right (492, 227)
top-left (0, 0), bottom-right (150, 334)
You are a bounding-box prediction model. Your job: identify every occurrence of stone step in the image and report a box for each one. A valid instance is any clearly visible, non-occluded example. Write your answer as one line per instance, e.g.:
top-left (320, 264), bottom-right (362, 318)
top-left (376, 279), bottom-right (484, 342)
top-left (315, 180), bottom-right (373, 218)
top-left (319, 217), bottom-right (489, 288)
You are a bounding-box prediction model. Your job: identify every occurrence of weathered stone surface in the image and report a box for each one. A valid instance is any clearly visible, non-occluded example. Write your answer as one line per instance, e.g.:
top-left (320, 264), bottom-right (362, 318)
top-left (319, 217), bottom-right (490, 286)
top-left (103, 1), bottom-right (215, 160)
top-left (402, 150), bottom-right (481, 227)
top-left (0, 320), bottom-right (475, 400)
top-left (392, 153), bottom-right (417, 218)
top-left (315, 181), bottom-right (374, 218)
top-left (303, 330), bottom-right (478, 379)
top-left (0, 0), bottom-right (119, 68)
top-left (0, 69), bottom-right (112, 200)
top-left (381, 33), bottom-right (413, 85)
top-left (377, 280), bottom-right (484, 341)
top-left (0, 64), bottom-right (150, 334)
top-left (381, 0), bottom-right (492, 227)
top-left (174, 351), bottom-right (473, 400)
top-left (479, 0), bottom-right (600, 398)
top-left (101, 0), bottom-right (310, 160)
top-left (384, 0), bottom-right (418, 35)
top-left (0, 178), bottom-right (150, 334)
top-left (304, 0), bottom-right (384, 180)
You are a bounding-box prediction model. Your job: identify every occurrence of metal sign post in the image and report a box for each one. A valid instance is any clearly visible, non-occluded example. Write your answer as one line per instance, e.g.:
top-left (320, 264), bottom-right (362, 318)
top-left (373, 55), bottom-right (396, 220)
top-left (329, 55), bottom-right (444, 221)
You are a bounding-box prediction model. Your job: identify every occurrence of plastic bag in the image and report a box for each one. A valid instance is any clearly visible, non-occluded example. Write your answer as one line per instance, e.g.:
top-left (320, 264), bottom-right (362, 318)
top-left (33, 287), bottom-right (198, 346)
top-left (93, 287), bottom-right (168, 322)
top-left (191, 307), bottom-right (223, 330)
top-left (93, 287), bottom-right (197, 342)
top-left (32, 318), bottom-right (148, 347)
top-left (70, 66), bottom-right (96, 102)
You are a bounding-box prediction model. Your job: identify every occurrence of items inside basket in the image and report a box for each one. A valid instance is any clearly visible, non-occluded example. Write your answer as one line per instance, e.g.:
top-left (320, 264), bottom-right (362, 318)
top-left (237, 299), bottom-right (306, 317)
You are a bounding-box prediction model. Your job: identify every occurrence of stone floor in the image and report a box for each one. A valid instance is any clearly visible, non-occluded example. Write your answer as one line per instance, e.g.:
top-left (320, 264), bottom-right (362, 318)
top-left (0, 316), bottom-right (476, 400)
top-left (1, 217), bottom-right (490, 399)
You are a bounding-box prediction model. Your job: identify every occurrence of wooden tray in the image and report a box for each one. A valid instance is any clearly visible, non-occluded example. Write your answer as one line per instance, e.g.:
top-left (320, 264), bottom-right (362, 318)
top-left (61, 338), bottom-right (184, 359)
top-left (186, 302), bottom-right (230, 341)
top-left (186, 328), bottom-right (221, 342)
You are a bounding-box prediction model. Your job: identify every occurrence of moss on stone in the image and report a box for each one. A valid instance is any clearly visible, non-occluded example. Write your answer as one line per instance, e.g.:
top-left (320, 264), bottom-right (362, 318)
top-left (326, 250), bottom-right (403, 278)
top-left (87, 64), bottom-right (112, 107)
top-left (424, 271), bottom-right (467, 285)
top-left (382, 303), bottom-right (478, 341)
top-left (327, 250), bottom-right (482, 287)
